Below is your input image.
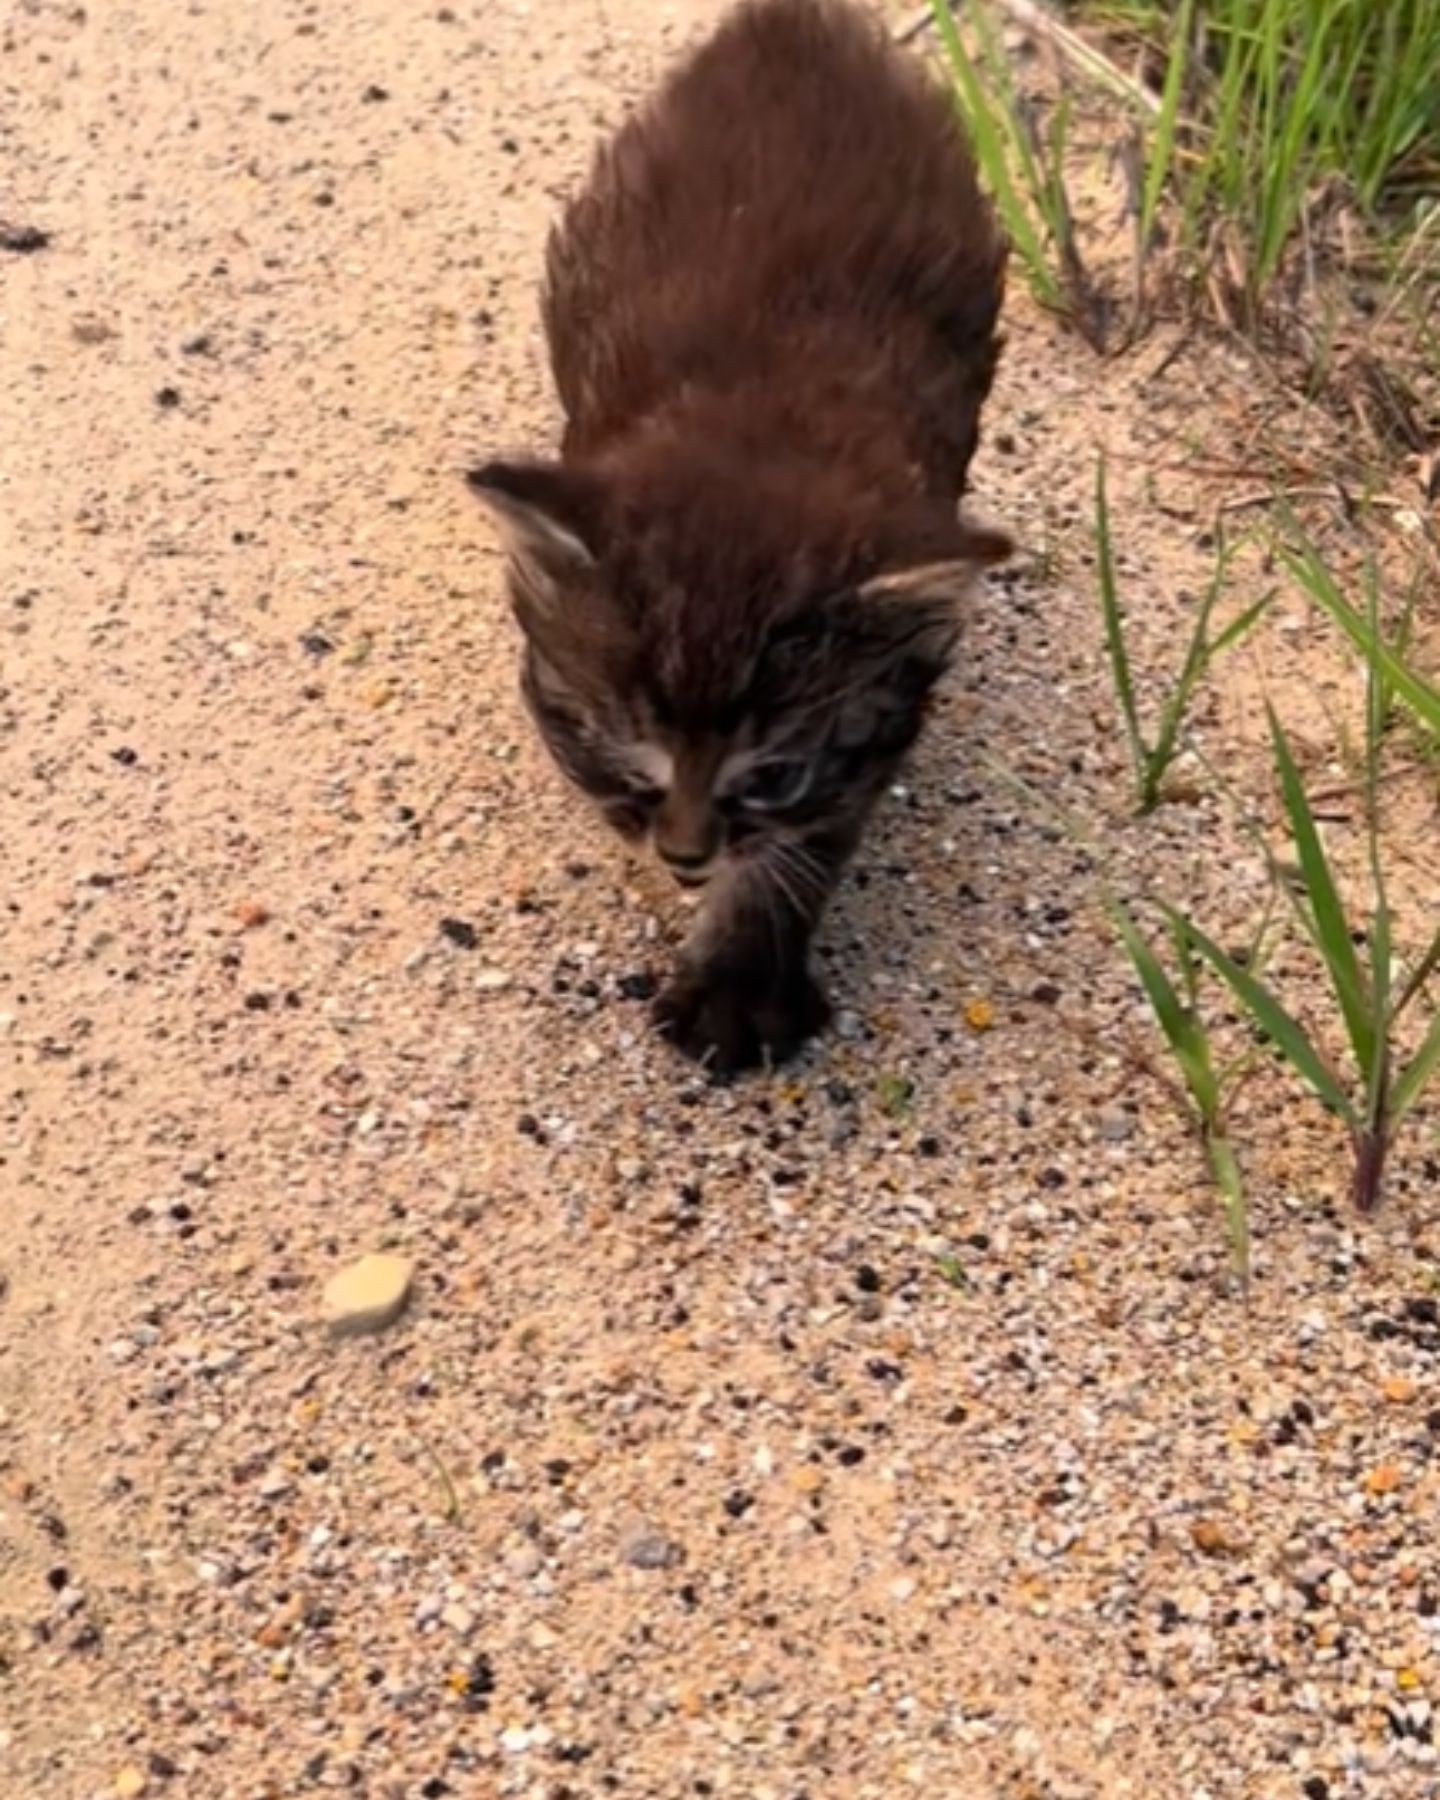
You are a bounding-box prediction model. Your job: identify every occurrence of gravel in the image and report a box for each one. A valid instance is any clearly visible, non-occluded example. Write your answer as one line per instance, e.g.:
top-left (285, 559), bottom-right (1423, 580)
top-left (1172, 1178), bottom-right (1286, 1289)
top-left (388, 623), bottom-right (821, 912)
top-left (3, 2), bottom-right (1438, 1798)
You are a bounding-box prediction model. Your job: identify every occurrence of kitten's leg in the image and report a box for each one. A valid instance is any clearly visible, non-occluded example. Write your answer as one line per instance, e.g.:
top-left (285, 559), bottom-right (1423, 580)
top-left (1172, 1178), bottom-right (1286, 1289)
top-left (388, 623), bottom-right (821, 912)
top-left (653, 831), bottom-right (856, 1073)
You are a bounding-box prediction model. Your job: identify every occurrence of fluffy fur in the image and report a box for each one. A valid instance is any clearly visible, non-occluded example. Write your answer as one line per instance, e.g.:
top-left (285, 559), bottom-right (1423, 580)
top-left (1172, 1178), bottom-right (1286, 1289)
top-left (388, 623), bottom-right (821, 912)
top-left (470, 0), bottom-right (1007, 1072)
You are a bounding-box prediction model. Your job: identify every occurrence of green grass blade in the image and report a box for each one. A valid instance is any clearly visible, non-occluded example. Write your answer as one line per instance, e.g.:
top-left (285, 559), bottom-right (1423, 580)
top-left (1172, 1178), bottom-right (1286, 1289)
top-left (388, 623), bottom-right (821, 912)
top-left (1363, 558), bottom-right (1390, 829)
top-left (927, 1), bottom-right (1066, 313)
top-left (1251, 5), bottom-right (1334, 287)
top-left (1094, 458), bottom-right (1148, 801)
top-left (1112, 898), bottom-right (1246, 1286)
top-left (1139, 0), bottom-right (1194, 253)
top-left (1394, 923), bottom-right (1440, 1024)
top-left (1206, 590), bottom-right (1274, 661)
top-left (967, 0), bottom-right (1055, 210)
top-left (1362, 556), bottom-right (1394, 1129)
top-left (1391, 1009), bottom-right (1440, 1124)
top-left (1268, 707), bottom-right (1374, 1074)
top-left (1166, 906), bottom-right (1359, 1128)
top-left (1370, 900), bottom-right (1394, 1045)
top-left (1282, 539), bottom-right (1440, 740)
top-left (1168, 906), bottom-right (1202, 1011)
top-left (1146, 557), bottom-right (1224, 796)
top-left (1150, 577), bottom-right (1270, 794)
top-left (1109, 901), bottom-right (1219, 1118)
top-left (1205, 1130), bottom-right (1249, 1293)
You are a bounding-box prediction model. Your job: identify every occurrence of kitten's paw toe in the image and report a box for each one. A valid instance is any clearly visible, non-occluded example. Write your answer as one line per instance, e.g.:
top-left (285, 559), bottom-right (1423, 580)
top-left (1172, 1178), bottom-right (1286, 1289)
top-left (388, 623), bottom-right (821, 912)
top-left (653, 969), bottom-right (830, 1075)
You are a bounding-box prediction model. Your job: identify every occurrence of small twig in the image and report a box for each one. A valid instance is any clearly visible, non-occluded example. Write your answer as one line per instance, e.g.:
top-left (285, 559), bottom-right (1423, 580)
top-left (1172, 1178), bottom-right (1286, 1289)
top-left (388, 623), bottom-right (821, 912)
top-left (1219, 484), bottom-right (1409, 517)
top-left (1305, 760), bottom-right (1425, 809)
top-left (1145, 328), bottom-right (1194, 383)
top-left (415, 1432), bottom-right (463, 1523)
top-left (899, 0), bottom-right (1162, 116)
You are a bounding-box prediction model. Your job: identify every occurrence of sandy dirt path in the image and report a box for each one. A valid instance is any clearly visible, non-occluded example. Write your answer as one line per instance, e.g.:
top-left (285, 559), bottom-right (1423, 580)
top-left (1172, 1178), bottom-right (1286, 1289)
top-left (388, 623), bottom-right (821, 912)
top-left (4, 3), bottom-right (1438, 1798)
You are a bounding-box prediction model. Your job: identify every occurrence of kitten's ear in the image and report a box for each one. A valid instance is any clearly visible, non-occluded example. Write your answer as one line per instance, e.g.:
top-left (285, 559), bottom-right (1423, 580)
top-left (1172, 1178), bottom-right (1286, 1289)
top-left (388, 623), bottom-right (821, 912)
top-left (467, 459), bottom-right (601, 604)
top-left (857, 521), bottom-right (1012, 607)
top-left (858, 521), bottom-right (1010, 636)
top-left (838, 523), bottom-right (1012, 676)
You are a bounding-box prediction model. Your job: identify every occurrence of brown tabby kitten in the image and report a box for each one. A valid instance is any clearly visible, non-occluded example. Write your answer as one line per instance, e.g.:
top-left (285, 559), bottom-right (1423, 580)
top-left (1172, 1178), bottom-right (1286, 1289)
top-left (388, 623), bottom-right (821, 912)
top-left (470, 0), bottom-right (1008, 1073)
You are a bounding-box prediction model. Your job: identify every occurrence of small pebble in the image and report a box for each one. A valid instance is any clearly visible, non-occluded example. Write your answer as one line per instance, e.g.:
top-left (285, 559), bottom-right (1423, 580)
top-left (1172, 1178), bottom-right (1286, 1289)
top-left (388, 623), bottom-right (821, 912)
top-left (322, 1254), bottom-right (416, 1338)
top-left (1191, 1518), bottom-right (1241, 1557)
top-left (0, 222), bottom-right (50, 253)
top-left (1097, 1107), bottom-right (1135, 1143)
top-left (505, 1541), bottom-right (543, 1579)
top-left (618, 1523), bottom-right (683, 1570)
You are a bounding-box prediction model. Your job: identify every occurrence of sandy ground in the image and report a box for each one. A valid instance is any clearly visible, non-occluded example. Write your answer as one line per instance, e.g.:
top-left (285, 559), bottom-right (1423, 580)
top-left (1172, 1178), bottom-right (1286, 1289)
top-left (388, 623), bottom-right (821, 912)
top-left (4, 2), bottom-right (1440, 1797)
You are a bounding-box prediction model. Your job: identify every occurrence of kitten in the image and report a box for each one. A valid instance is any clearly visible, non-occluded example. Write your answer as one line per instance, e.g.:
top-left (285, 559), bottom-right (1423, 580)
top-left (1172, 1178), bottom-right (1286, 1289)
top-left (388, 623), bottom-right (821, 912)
top-left (470, 0), bottom-right (1008, 1073)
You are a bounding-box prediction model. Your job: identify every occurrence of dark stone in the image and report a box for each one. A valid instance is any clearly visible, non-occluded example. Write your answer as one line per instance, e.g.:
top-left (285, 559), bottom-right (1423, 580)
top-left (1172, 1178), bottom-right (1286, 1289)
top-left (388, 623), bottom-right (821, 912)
top-left (0, 223), bottom-right (50, 253)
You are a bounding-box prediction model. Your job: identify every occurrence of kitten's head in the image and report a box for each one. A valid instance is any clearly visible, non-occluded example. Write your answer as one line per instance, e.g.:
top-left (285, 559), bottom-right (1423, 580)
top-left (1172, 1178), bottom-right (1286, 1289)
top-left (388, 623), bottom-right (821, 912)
top-left (469, 456), bottom-right (1008, 885)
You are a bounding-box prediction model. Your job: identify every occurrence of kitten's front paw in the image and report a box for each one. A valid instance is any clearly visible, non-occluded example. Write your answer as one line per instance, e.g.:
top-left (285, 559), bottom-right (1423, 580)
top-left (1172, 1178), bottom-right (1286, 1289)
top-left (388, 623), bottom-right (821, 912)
top-left (653, 964), bottom-right (831, 1074)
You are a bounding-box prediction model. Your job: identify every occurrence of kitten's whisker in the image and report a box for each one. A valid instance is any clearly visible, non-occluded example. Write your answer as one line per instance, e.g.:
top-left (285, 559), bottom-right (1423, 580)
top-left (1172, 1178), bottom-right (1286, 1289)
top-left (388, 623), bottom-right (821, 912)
top-left (760, 864), bottom-right (793, 966)
top-left (742, 851), bottom-right (797, 966)
top-left (769, 838), bottom-right (829, 913)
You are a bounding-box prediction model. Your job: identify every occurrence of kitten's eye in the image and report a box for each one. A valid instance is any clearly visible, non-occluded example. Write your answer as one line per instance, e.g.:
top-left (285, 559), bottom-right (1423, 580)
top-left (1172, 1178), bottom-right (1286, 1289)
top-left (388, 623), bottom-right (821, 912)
top-left (735, 758), bottom-right (813, 811)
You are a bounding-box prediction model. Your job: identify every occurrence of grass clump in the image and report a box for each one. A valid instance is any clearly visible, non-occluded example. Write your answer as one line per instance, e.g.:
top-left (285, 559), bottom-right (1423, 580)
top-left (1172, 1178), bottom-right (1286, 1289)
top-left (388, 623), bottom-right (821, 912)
top-left (1083, 0), bottom-right (1440, 217)
top-left (926, 0), bottom-right (1440, 351)
top-left (1177, 702), bottom-right (1440, 1218)
top-left (1107, 518), bottom-right (1440, 1254)
top-left (1108, 899), bottom-right (1253, 1284)
top-left (1095, 456), bottom-right (1270, 813)
top-left (927, 0), bottom-right (1084, 326)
